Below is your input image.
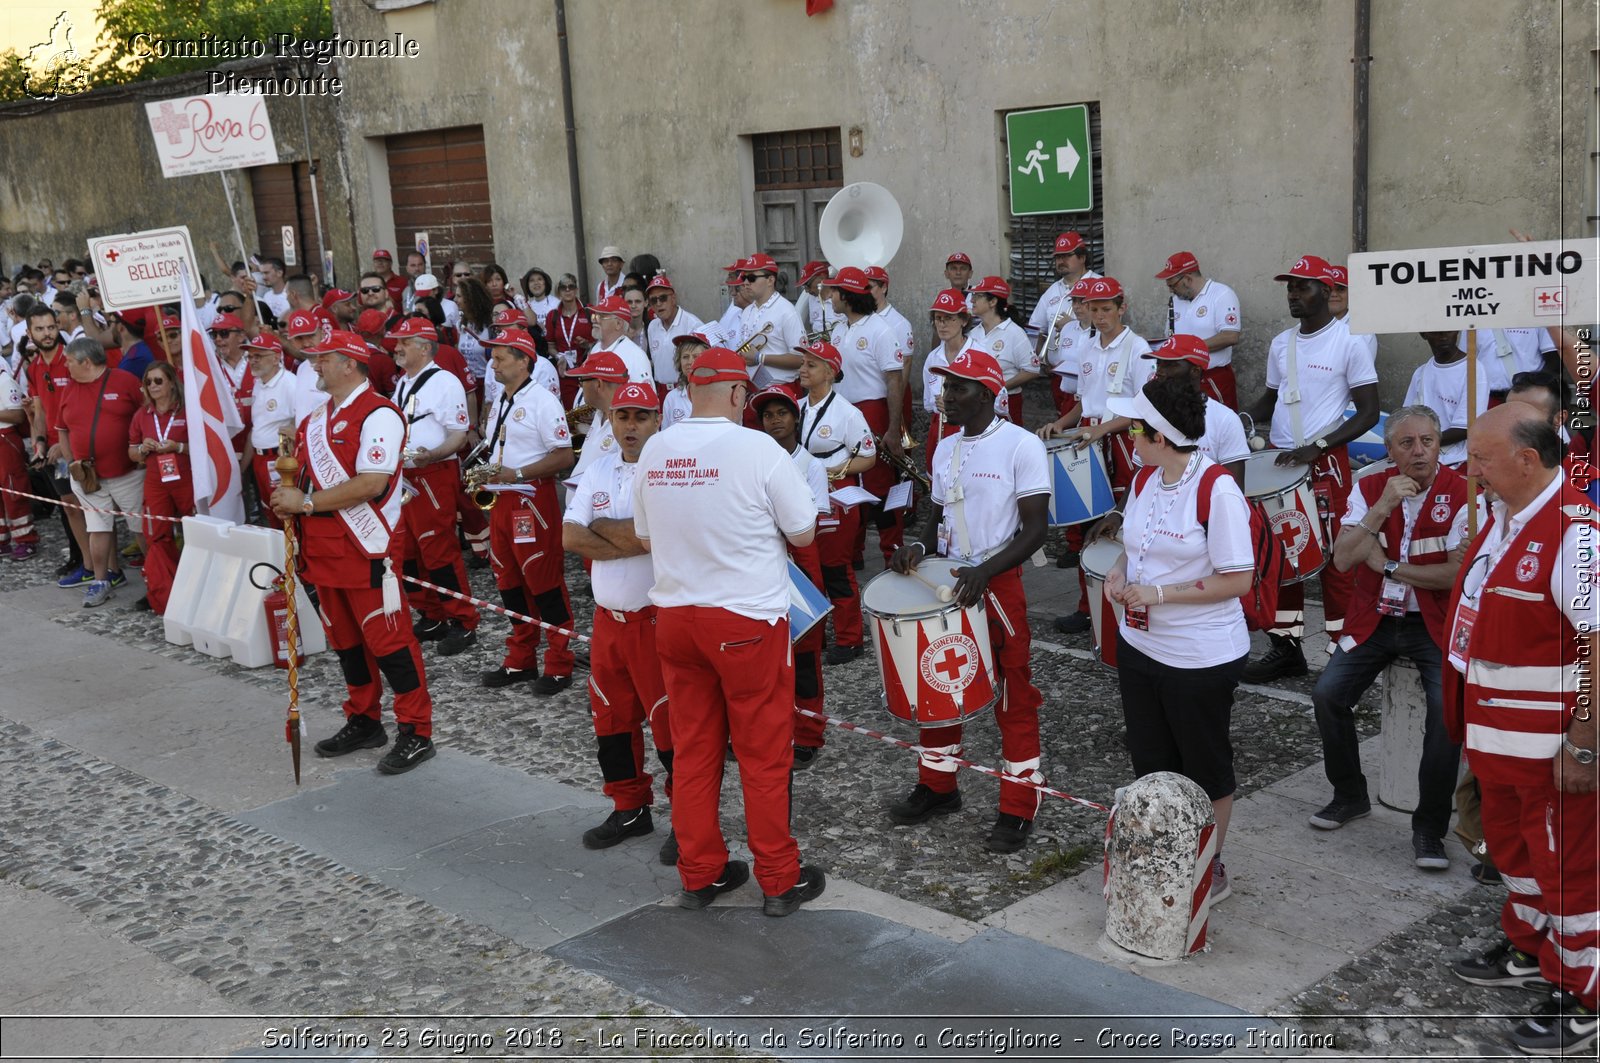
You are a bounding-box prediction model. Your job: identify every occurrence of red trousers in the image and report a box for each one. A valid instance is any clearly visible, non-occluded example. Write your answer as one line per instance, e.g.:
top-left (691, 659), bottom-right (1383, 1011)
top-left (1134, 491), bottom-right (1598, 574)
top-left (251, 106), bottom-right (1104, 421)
top-left (817, 495), bottom-right (864, 648)
top-left (1272, 448), bottom-right (1353, 640)
top-left (1478, 774), bottom-right (1600, 1009)
top-left (489, 481), bottom-right (575, 676)
top-left (401, 461), bottom-right (477, 629)
top-left (0, 431), bottom-right (37, 546)
top-left (1005, 391), bottom-right (1024, 425)
top-left (916, 566), bottom-right (1045, 819)
top-left (588, 606), bottom-right (673, 810)
top-left (657, 605), bottom-right (800, 896)
top-left (1201, 364), bottom-right (1238, 410)
top-left (314, 583), bottom-right (433, 736)
top-left (790, 541), bottom-right (827, 748)
top-left (141, 469), bottom-right (193, 615)
top-left (854, 397), bottom-right (904, 564)
top-left (251, 452), bottom-right (284, 530)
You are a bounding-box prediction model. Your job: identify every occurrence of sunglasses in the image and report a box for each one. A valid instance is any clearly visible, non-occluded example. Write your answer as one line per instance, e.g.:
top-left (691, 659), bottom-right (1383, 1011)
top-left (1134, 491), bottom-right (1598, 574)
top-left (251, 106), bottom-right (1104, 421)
top-left (212, 329), bottom-right (240, 337)
top-left (647, 295), bottom-right (671, 306)
top-left (452, 273), bottom-right (471, 280)
top-left (359, 286), bottom-right (384, 294)
top-left (217, 305), bottom-right (243, 313)
top-left (1128, 421), bottom-right (1149, 436)
top-left (740, 273), bottom-right (769, 283)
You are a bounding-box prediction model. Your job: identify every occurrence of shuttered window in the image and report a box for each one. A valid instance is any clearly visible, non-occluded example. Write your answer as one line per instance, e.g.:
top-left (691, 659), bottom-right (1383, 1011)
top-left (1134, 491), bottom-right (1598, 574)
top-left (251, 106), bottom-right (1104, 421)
top-left (249, 161), bottom-right (327, 274)
top-left (386, 125), bottom-right (494, 267)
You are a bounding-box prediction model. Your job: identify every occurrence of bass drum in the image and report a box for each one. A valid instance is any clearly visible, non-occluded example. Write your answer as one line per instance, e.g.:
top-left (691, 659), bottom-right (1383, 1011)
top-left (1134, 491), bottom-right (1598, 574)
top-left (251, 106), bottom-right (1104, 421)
top-left (861, 559), bottom-right (997, 726)
top-left (1241, 452), bottom-right (1328, 584)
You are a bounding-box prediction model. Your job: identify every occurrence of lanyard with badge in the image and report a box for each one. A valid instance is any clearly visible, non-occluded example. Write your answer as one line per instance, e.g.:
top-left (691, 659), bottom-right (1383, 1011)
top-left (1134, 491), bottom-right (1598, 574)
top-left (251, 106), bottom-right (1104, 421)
top-left (1125, 453), bottom-right (1200, 630)
top-left (493, 379), bottom-right (541, 544)
top-left (801, 392), bottom-right (841, 456)
top-left (938, 418), bottom-right (1003, 562)
top-left (1448, 521), bottom-right (1519, 671)
top-left (1377, 497), bottom-right (1421, 618)
top-left (152, 410), bottom-right (182, 483)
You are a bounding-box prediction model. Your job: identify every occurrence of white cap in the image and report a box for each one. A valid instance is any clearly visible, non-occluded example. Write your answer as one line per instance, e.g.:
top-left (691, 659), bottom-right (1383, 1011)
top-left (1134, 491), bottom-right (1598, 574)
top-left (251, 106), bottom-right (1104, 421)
top-left (1105, 390), bottom-right (1197, 448)
top-left (413, 273), bottom-right (441, 293)
top-left (597, 246), bottom-right (624, 262)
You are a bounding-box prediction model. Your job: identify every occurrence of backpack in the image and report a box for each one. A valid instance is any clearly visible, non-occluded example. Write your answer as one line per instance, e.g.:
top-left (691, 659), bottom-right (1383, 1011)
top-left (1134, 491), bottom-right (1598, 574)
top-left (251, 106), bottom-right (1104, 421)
top-left (1133, 462), bottom-right (1284, 631)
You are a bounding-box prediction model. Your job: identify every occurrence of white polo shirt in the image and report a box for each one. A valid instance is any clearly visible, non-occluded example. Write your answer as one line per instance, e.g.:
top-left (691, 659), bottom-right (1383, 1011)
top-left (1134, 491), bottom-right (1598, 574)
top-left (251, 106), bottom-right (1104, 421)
top-left (1049, 322), bottom-right (1094, 396)
top-left (1171, 278), bottom-right (1242, 368)
top-left (571, 415), bottom-right (617, 478)
top-left (1466, 328), bottom-right (1559, 392)
top-left (798, 390), bottom-right (877, 466)
top-left (1265, 318), bottom-right (1380, 449)
top-left (482, 357), bottom-right (559, 416)
top-left (485, 378), bottom-right (571, 472)
top-left (0, 362), bottom-right (23, 433)
top-left (972, 318), bottom-right (1039, 393)
top-left (248, 366), bottom-right (298, 450)
top-left (1336, 312), bottom-right (1379, 362)
top-left (645, 307), bottom-right (704, 386)
top-left (1404, 355), bottom-right (1489, 466)
top-left (592, 335), bottom-right (653, 385)
top-left (634, 418), bottom-right (818, 620)
top-left (661, 386), bottom-right (692, 430)
top-left (876, 305), bottom-right (915, 363)
top-left (1025, 270), bottom-right (1100, 338)
top-left (1077, 326), bottom-right (1155, 420)
top-left (292, 360), bottom-right (331, 425)
top-left (564, 451), bottom-right (653, 612)
top-left (742, 293), bottom-right (807, 388)
top-left (393, 364), bottom-right (470, 462)
top-left (835, 314), bottom-right (903, 404)
top-left (929, 417), bottom-right (1050, 562)
top-left (1119, 456), bottom-right (1254, 668)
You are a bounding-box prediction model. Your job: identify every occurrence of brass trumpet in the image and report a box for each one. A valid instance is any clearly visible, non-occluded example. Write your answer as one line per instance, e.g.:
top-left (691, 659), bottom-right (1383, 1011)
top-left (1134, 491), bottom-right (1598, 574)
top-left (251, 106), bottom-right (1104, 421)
top-left (464, 460), bottom-right (502, 511)
top-left (733, 321), bottom-right (774, 358)
top-left (878, 429), bottom-right (931, 490)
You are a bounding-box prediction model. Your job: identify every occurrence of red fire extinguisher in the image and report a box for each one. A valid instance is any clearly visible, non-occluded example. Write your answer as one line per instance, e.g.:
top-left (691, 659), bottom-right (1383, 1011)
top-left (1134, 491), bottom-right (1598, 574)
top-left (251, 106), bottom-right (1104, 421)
top-left (251, 563), bottom-right (304, 669)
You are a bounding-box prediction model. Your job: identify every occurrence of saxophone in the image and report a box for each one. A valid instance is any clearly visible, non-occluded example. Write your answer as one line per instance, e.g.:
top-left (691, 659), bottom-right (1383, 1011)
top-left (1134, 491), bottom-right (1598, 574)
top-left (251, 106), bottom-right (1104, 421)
top-left (461, 436), bottom-right (502, 511)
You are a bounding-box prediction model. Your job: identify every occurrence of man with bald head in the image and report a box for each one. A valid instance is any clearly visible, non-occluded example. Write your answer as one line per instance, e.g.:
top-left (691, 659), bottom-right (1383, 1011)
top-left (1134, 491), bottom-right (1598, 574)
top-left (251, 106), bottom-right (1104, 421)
top-left (1445, 403), bottom-right (1599, 1054)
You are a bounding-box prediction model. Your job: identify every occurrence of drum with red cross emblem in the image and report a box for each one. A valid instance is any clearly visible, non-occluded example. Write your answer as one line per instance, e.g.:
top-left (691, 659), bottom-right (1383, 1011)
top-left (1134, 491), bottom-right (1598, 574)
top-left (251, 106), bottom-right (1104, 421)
top-left (861, 560), bottom-right (998, 725)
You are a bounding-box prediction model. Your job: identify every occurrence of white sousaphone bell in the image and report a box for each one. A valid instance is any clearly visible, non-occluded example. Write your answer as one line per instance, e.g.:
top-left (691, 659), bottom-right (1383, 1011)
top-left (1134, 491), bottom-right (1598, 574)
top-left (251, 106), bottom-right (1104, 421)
top-left (818, 181), bottom-right (903, 269)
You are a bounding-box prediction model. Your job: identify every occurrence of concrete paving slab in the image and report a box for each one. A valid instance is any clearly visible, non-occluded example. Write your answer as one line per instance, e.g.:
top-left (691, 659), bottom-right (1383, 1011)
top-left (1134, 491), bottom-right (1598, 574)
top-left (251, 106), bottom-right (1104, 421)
top-left (550, 905), bottom-right (1265, 1061)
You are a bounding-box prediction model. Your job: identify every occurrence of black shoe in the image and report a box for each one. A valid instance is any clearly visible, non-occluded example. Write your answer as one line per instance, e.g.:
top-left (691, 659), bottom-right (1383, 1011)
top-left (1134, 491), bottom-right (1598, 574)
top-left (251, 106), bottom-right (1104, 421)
top-left (984, 813), bottom-right (1033, 854)
top-left (1471, 861), bottom-right (1503, 885)
top-left (678, 859), bottom-right (750, 909)
top-left (583, 806), bottom-right (653, 849)
top-left (377, 725), bottom-right (435, 775)
top-left (792, 745), bottom-right (820, 770)
top-left (413, 617), bottom-right (447, 642)
top-left (851, 559), bottom-right (864, 572)
top-left (1512, 990), bottom-right (1598, 1055)
top-left (1242, 635), bottom-right (1308, 682)
top-left (533, 674), bottom-right (573, 695)
top-left (437, 621), bottom-right (477, 656)
top-left (314, 714), bottom-right (387, 758)
top-left (1308, 796), bottom-right (1372, 830)
top-left (54, 559), bottom-right (79, 578)
top-left (133, 596), bottom-right (152, 612)
top-left (658, 829), bottom-right (679, 866)
top-left (764, 865), bottom-right (826, 917)
top-left (1053, 612), bottom-right (1091, 635)
top-left (1055, 548), bottom-right (1078, 569)
top-left (824, 645), bottom-right (862, 666)
top-left (1452, 939), bottom-right (1552, 990)
top-left (1413, 831), bottom-right (1450, 870)
top-left (467, 552), bottom-right (489, 570)
top-left (482, 665), bottom-right (537, 688)
top-left (889, 783), bottom-right (962, 825)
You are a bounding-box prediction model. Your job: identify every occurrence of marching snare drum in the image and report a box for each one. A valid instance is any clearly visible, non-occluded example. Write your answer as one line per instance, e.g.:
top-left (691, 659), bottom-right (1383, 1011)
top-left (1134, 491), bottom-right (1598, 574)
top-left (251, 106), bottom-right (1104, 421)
top-left (787, 559), bottom-right (832, 644)
top-left (860, 559), bottom-right (998, 726)
top-left (1242, 451), bottom-right (1328, 584)
top-left (1078, 537), bottom-right (1126, 670)
top-left (1044, 437), bottom-right (1116, 527)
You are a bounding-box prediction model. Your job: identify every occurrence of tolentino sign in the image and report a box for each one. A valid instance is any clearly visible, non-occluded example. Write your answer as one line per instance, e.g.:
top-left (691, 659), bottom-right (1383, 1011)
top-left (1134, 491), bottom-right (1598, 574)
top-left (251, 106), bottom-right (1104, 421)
top-left (1347, 238), bottom-right (1597, 334)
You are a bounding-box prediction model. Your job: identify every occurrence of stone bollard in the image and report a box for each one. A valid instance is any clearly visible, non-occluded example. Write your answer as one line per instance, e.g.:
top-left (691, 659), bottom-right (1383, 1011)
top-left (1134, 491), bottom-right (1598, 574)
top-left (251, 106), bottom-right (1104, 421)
top-left (1378, 659), bottom-right (1426, 813)
top-left (1103, 771), bottom-right (1217, 962)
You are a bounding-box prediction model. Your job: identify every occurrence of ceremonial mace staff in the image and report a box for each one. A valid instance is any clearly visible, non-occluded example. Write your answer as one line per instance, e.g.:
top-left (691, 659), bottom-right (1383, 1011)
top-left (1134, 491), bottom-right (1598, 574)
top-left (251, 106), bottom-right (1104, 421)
top-left (276, 429), bottom-right (305, 784)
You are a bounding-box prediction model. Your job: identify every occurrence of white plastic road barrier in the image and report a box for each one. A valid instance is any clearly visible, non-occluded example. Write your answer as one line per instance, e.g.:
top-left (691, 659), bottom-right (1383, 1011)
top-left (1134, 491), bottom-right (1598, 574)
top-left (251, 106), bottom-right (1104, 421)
top-left (1378, 658), bottom-right (1426, 813)
top-left (1103, 771), bottom-right (1217, 962)
top-left (163, 516), bottom-right (325, 668)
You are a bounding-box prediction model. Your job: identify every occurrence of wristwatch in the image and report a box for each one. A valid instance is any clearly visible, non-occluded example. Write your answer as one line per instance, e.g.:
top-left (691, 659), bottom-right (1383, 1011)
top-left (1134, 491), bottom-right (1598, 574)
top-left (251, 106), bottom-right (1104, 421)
top-left (301, 494), bottom-right (314, 515)
top-left (1383, 560), bottom-right (1400, 579)
top-left (1313, 437), bottom-right (1330, 454)
top-left (1563, 735), bottom-right (1597, 765)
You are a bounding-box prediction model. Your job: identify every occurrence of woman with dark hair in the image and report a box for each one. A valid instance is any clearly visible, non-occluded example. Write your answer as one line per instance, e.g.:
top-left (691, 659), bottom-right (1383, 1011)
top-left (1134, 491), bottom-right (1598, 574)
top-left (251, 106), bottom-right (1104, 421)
top-left (454, 275), bottom-right (496, 381)
top-left (482, 263), bottom-right (511, 305)
top-left (520, 268), bottom-right (557, 322)
top-left (127, 361), bottom-right (194, 614)
top-left (544, 272), bottom-right (593, 412)
top-left (1101, 373), bottom-right (1255, 902)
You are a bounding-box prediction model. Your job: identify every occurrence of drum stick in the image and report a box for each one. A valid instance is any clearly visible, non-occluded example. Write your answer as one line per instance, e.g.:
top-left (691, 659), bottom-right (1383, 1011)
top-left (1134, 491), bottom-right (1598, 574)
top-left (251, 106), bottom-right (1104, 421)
top-left (913, 567), bottom-right (954, 603)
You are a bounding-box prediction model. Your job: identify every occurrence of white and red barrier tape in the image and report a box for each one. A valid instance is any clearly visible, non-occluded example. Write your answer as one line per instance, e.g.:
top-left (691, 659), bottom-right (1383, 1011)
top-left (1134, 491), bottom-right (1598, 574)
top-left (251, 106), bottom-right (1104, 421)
top-left (399, 574), bottom-right (593, 644)
top-left (0, 484), bottom-right (181, 523)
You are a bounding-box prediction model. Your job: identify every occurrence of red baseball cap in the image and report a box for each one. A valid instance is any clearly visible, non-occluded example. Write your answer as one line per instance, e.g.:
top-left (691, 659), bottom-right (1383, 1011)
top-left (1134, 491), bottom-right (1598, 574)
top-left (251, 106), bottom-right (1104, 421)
top-left (483, 328), bottom-right (539, 359)
top-left (645, 273), bottom-right (674, 293)
top-left (1069, 277), bottom-right (1098, 298)
top-left (932, 347), bottom-right (1006, 396)
top-left (321, 288), bottom-right (356, 310)
top-left (946, 252), bottom-right (972, 266)
top-left (610, 381), bottom-right (660, 411)
top-left (372, 249), bottom-right (393, 261)
top-left (492, 306), bottom-right (528, 328)
top-left (355, 308), bottom-right (388, 335)
top-left (929, 288), bottom-right (970, 315)
top-left (722, 256), bottom-right (751, 273)
top-left (302, 329), bottom-right (371, 363)
top-left (387, 317), bottom-right (437, 342)
top-left (570, 350), bottom-right (630, 381)
top-left (798, 260), bottom-right (830, 285)
top-left (208, 312), bottom-right (245, 332)
top-left (244, 333), bottom-right (283, 354)
top-left (822, 266), bottom-right (871, 293)
top-left (1326, 264), bottom-right (1349, 288)
top-left (863, 266), bottom-right (890, 285)
top-left (743, 253), bottom-right (779, 275)
top-left (587, 294), bottom-right (632, 321)
top-left (687, 348), bottom-right (751, 386)
top-left (970, 276), bottom-right (1011, 299)
top-left (800, 340), bottom-right (842, 376)
top-left (1081, 276), bottom-right (1125, 301)
top-left (1155, 252), bottom-right (1200, 280)
top-left (1275, 255), bottom-right (1337, 284)
top-left (672, 329), bottom-right (717, 348)
top-left (1145, 334), bottom-right (1211, 370)
top-left (1054, 232), bottom-right (1087, 255)
top-left (749, 385), bottom-right (800, 415)
top-left (159, 313), bottom-right (182, 332)
top-left (284, 310), bottom-right (319, 337)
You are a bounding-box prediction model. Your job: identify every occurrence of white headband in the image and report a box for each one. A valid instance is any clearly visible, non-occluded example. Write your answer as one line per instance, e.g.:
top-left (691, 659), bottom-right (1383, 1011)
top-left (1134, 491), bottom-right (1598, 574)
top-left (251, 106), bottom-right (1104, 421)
top-left (1105, 391), bottom-right (1198, 447)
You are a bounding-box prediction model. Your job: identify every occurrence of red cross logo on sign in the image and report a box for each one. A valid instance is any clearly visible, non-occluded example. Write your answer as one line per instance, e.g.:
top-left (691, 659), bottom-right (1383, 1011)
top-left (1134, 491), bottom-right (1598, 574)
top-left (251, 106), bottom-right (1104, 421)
top-left (1534, 287), bottom-right (1566, 317)
top-left (149, 101), bottom-right (190, 145)
top-left (104, 247), bottom-right (120, 263)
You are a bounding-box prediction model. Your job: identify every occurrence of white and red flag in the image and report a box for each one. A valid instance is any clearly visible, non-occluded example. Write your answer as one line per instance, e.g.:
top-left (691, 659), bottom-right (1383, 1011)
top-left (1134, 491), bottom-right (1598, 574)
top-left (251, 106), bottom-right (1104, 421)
top-left (178, 268), bottom-right (246, 523)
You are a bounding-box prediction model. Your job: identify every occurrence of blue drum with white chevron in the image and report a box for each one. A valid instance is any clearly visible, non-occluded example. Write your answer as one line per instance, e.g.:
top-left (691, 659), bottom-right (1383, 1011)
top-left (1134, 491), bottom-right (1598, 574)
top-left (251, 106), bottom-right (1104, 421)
top-left (1045, 437), bottom-right (1116, 527)
top-left (1343, 404), bottom-right (1389, 469)
top-left (787, 559), bottom-right (832, 644)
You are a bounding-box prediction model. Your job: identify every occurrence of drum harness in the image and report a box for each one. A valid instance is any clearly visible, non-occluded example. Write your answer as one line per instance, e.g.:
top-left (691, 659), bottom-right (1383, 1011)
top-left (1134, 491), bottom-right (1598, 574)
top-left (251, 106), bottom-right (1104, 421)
top-left (1282, 330), bottom-right (1348, 494)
